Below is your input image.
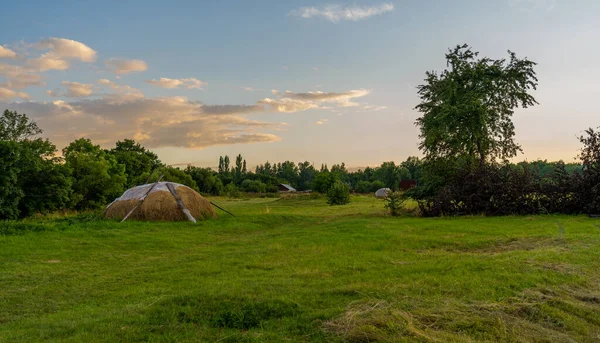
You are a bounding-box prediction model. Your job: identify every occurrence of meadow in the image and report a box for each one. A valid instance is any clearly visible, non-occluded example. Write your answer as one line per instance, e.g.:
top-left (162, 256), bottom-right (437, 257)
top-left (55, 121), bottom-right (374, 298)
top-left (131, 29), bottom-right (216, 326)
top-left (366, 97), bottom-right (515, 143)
top-left (1, 195), bottom-right (600, 342)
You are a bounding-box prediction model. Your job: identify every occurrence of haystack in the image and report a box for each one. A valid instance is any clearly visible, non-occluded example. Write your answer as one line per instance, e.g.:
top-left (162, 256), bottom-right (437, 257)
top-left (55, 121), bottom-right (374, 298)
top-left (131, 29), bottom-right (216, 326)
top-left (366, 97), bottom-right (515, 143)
top-left (375, 188), bottom-right (391, 199)
top-left (105, 182), bottom-right (216, 221)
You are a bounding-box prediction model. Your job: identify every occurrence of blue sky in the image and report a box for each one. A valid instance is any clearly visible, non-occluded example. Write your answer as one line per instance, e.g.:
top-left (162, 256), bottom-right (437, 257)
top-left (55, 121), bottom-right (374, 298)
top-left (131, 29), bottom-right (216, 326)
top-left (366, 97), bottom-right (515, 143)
top-left (1, 0), bottom-right (599, 168)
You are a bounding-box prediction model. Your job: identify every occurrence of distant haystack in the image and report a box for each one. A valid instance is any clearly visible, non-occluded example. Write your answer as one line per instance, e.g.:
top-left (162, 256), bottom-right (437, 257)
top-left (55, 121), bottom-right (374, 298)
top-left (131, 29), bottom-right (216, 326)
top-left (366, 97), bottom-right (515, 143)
top-left (375, 188), bottom-right (391, 199)
top-left (105, 182), bottom-right (216, 221)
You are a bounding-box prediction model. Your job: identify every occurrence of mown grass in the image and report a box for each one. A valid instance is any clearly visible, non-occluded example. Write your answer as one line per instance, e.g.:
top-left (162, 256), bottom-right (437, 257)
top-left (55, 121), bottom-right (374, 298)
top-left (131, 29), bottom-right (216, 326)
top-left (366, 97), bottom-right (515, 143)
top-left (1, 195), bottom-right (600, 342)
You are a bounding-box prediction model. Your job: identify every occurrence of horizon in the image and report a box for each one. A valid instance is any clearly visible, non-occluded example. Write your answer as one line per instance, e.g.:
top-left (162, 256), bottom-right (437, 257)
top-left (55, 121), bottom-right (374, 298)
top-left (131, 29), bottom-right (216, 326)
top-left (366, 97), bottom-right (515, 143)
top-left (1, 0), bottom-right (599, 168)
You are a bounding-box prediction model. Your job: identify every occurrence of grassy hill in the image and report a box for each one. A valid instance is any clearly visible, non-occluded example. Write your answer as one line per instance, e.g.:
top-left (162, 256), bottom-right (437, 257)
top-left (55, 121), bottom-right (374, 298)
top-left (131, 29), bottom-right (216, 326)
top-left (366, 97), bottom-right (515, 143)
top-left (1, 195), bottom-right (600, 342)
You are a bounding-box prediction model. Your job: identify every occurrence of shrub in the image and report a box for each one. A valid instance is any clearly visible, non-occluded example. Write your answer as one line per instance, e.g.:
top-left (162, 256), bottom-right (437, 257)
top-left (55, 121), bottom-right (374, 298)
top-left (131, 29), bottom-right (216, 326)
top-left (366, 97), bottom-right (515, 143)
top-left (327, 181), bottom-right (350, 205)
top-left (355, 181), bottom-right (372, 194)
top-left (240, 179), bottom-right (266, 193)
top-left (224, 183), bottom-right (240, 198)
top-left (383, 191), bottom-right (407, 216)
top-left (313, 172), bottom-right (336, 193)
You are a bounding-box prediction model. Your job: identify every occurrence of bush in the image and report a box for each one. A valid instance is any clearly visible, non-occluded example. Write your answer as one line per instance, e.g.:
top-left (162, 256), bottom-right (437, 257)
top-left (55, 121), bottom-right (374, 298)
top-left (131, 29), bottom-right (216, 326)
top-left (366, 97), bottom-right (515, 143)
top-left (224, 183), bottom-right (240, 198)
top-left (327, 181), bottom-right (350, 205)
top-left (313, 172), bottom-right (336, 193)
top-left (355, 181), bottom-right (372, 194)
top-left (383, 191), bottom-right (407, 216)
top-left (240, 179), bottom-right (266, 193)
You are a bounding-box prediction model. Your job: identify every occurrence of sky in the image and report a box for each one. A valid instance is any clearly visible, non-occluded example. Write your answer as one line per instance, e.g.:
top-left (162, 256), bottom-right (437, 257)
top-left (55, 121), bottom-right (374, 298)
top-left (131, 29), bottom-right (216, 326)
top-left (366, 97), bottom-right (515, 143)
top-left (1, 0), bottom-right (599, 169)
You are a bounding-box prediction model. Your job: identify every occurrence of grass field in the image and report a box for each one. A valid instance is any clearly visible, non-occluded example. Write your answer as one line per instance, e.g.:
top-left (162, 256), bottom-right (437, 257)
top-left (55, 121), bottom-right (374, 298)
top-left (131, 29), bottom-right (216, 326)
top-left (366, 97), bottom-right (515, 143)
top-left (1, 195), bottom-right (600, 342)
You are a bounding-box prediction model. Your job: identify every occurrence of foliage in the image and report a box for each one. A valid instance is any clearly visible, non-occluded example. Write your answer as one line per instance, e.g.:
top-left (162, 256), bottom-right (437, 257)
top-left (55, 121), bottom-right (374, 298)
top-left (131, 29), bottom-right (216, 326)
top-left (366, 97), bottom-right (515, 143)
top-left (577, 127), bottom-right (600, 213)
top-left (415, 44), bottom-right (538, 165)
top-left (0, 141), bottom-right (24, 219)
top-left (185, 166), bottom-right (223, 195)
top-left (240, 179), bottom-right (266, 193)
top-left (0, 109), bottom-right (42, 141)
top-left (109, 139), bottom-right (163, 187)
top-left (312, 172), bottom-right (337, 193)
top-left (383, 191), bottom-right (407, 216)
top-left (326, 181), bottom-right (350, 205)
top-left (152, 166), bottom-right (199, 191)
top-left (224, 183), bottom-right (240, 197)
top-left (0, 110), bottom-right (72, 219)
top-left (16, 139), bottom-right (72, 217)
top-left (63, 138), bottom-right (127, 210)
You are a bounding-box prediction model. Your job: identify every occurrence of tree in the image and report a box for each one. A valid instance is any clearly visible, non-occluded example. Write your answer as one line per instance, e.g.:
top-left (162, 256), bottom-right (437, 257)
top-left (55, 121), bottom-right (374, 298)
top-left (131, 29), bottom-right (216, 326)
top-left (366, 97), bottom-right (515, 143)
top-left (383, 191), bottom-right (407, 216)
top-left (0, 110), bottom-right (72, 219)
top-left (218, 155), bottom-right (230, 174)
top-left (577, 127), bottom-right (600, 213)
top-left (156, 166), bottom-right (199, 191)
top-left (327, 181), bottom-right (350, 205)
top-left (16, 139), bottom-right (72, 217)
top-left (401, 156), bottom-right (423, 181)
top-left (297, 161), bottom-right (317, 191)
top-left (185, 166), bottom-right (223, 195)
top-left (277, 161), bottom-right (299, 187)
top-left (64, 138), bottom-right (127, 210)
top-left (373, 162), bottom-right (409, 190)
top-left (0, 141), bottom-right (24, 219)
top-left (109, 139), bottom-right (162, 187)
top-left (415, 44), bottom-right (538, 165)
top-left (312, 172), bottom-right (336, 193)
top-left (234, 154), bottom-right (244, 184)
top-left (0, 109), bottom-right (42, 141)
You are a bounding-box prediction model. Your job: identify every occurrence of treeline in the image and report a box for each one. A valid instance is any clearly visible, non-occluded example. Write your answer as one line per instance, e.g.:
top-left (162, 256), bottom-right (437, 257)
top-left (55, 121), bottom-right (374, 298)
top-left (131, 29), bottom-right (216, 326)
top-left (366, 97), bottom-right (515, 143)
top-left (0, 109), bottom-right (423, 219)
top-left (408, 129), bottom-right (600, 216)
top-left (0, 108), bottom-right (593, 220)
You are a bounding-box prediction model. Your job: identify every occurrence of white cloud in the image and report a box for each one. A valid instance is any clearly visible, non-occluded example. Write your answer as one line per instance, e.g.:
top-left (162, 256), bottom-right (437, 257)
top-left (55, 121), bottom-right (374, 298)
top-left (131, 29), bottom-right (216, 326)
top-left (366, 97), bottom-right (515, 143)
top-left (0, 87), bottom-right (29, 100)
top-left (27, 37), bottom-right (97, 72)
top-left (46, 90), bottom-right (58, 97)
top-left (260, 89), bottom-right (371, 113)
top-left (315, 118), bottom-right (329, 125)
top-left (97, 78), bottom-right (118, 89)
top-left (0, 63), bottom-right (44, 89)
top-left (283, 89), bottom-right (370, 107)
top-left (271, 89), bottom-right (280, 96)
top-left (2, 95), bottom-right (284, 149)
top-left (97, 78), bottom-right (140, 93)
top-left (259, 97), bottom-right (319, 113)
top-left (145, 77), bottom-right (204, 89)
top-left (105, 58), bottom-right (148, 74)
top-left (37, 37), bottom-right (97, 62)
top-left (28, 56), bottom-right (70, 71)
top-left (243, 86), bottom-right (254, 92)
top-left (360, 104), bottom-right (388, 111)
top-left (290, 3), bottom-right (394, 22)
top-left (0, 46), bottom-right (17, 59)
top-left (61, 81), bottom-right (93, 97)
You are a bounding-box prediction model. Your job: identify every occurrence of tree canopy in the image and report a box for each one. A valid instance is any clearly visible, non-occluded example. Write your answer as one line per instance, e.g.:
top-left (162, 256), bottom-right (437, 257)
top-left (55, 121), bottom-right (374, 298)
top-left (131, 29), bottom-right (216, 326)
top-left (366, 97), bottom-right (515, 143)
top-left (415, 44), bottom-right (538, 164)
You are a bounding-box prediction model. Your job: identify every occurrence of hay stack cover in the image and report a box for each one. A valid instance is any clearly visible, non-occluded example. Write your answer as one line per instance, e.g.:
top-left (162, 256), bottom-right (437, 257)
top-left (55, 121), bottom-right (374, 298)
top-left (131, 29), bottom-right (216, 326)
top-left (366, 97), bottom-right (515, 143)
top-left (375, 188), bottom-right (391, 198)
top-left (105, 182), bottom-right (216, 221)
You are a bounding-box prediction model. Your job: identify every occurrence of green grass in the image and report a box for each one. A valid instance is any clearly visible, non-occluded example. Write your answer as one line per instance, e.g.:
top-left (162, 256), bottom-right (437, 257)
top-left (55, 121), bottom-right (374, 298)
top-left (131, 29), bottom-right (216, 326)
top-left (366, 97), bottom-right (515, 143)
top-left (1, 195), bottom-right (600, 342)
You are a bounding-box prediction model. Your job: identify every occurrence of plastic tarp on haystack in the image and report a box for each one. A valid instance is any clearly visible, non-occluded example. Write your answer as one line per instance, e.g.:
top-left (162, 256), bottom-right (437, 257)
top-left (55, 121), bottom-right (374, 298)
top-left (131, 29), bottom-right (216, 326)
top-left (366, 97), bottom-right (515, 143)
top-left (105, 182), bottom-right (216, 221)
top-left (375, 188), bottom-right (391, 198)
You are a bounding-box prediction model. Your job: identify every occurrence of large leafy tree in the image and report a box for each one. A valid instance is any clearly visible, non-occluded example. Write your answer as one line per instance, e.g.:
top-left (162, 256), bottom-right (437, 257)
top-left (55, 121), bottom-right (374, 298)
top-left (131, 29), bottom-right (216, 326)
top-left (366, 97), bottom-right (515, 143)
top-left (415, 44), bottom-right (538, 165)
top-left (0, 109), bottom-right (42, 141)
top-left (109, 139), bottom-right (162, 187)
top-left (64, 138), bottom-right (127, 210)
top-left (0, 109), bottom-right (73, 219)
